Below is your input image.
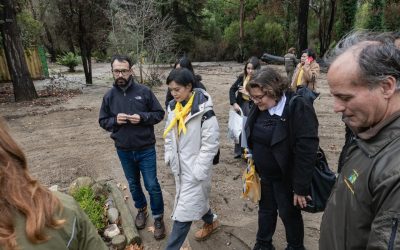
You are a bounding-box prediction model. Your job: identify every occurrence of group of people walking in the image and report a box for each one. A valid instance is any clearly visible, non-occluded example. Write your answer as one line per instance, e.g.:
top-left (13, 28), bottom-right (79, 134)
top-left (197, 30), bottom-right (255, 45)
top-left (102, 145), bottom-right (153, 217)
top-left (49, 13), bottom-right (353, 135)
top-left (1, 30), bottom-right (400, 250)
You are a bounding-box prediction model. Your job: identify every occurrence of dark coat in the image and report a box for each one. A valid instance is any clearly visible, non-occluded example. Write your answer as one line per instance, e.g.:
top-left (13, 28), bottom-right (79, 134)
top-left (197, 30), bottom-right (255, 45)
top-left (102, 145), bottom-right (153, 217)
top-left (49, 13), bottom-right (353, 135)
top-left (244, 91), bottom-right (319, 195)
top-left (320, 114), bottom-right (400, 249)
top-left (99, 78), bottom-right (165, 151)
top-left (229, 75), bottom-right (250, 107)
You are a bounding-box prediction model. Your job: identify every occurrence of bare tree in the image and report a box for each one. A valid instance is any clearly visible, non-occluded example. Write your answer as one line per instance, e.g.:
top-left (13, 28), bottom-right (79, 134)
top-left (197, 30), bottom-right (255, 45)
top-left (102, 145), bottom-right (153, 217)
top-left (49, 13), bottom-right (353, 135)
top-left (54, 0), bottom-right (110, 84)
top-left (297, 0), bottom-right (310, 52)
top-left (0, 0), bottom-right (38, 101)
top-left (310, 0), bottom-right (337, 56)
top-left (109, 0), bottom-right (175, 85)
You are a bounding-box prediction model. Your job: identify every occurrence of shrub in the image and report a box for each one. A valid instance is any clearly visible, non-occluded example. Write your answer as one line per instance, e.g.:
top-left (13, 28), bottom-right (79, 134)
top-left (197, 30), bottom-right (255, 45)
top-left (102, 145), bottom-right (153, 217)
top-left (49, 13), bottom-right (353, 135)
top-left (72, 186), bottom-right (106, 230)
top-left (57, 52), bottom-right (80, 72)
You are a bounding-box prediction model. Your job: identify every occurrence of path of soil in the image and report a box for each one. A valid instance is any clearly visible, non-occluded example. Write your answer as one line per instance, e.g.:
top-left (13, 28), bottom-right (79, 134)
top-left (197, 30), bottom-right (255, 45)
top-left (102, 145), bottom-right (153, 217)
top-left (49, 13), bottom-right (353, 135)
top-left (0, 62), bottom-right (344, 250)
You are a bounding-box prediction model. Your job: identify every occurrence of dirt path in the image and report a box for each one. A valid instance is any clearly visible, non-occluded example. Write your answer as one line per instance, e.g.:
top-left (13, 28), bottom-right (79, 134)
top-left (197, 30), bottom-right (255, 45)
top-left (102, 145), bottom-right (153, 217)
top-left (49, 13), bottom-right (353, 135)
top-left (0, 62), bottom-right (345, 250)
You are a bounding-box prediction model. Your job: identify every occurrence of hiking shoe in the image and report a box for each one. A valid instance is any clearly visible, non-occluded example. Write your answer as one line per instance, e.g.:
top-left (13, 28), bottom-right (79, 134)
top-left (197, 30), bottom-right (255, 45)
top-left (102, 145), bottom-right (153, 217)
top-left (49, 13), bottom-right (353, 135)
top-left (194, 220), bottom-right (220, 241)
top-left (253, 242), bottom-right (275, 250)
top-left (153, 216), bottom-right (166, 240)
top-left (135, 206), bottom-right (148, 230)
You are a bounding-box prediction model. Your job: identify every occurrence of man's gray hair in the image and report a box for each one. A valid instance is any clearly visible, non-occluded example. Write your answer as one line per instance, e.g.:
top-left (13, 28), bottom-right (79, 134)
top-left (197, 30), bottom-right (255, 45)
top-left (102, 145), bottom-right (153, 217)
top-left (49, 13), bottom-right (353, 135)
top-left (325, 31), bottom-right (400, 89)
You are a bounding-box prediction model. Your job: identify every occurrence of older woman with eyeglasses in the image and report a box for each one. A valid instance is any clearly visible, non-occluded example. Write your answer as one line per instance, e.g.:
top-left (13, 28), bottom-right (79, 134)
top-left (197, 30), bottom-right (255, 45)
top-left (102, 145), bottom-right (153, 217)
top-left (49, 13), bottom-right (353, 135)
top-left (244, 68), bottom-right (319, 250)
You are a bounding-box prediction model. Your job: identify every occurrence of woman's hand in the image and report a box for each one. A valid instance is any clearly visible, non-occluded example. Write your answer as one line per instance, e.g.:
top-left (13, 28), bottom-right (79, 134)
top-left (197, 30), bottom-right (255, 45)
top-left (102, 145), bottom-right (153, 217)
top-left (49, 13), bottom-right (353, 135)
top-left (293, 193), bottom-right (312, 209)
top-left (238, 86), bottom-right (249, 96)
top-left (232, 103), bottom-right (241, 114)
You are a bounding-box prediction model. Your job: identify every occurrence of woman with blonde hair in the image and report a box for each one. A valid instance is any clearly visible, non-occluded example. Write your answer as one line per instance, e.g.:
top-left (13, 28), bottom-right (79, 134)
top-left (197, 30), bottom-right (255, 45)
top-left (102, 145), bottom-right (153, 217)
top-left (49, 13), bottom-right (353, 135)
top-left (0, 119), bottom-right (107, 250)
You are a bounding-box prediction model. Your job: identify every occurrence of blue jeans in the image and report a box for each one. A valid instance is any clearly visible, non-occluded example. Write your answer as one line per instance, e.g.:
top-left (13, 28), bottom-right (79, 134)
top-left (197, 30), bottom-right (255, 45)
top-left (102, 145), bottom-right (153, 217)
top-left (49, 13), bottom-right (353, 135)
top-left (165, 209), bottom-right (213, 250)
top-left (116, 147), bottom-right (164, 217)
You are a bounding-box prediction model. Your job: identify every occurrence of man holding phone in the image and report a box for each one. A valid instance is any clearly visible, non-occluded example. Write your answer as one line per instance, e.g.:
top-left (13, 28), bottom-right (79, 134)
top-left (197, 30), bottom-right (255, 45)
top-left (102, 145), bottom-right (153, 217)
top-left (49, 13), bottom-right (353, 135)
top-left (291, 48), bottom-right (320, 92)
top-left (99, 55), bottom-right (166, 240)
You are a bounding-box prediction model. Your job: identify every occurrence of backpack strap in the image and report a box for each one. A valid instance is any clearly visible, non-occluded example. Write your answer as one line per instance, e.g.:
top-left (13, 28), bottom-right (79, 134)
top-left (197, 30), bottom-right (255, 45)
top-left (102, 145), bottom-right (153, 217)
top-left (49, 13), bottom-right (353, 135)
top-left (201, 110), bottom-right (215, 127)
top-left (200, 109), bottom-right (220, 165)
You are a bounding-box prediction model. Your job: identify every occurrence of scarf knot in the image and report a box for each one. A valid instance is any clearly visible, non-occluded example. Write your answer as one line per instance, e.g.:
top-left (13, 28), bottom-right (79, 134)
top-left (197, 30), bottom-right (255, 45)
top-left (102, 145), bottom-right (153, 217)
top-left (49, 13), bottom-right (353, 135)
top-left (163, 92), bottom-right (195, 138)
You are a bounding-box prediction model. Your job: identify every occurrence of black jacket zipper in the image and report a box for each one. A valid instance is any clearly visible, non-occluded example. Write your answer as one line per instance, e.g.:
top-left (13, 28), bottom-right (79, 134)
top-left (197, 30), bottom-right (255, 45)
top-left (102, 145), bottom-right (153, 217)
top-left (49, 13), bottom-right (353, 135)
top-left (388, 217), bottom-right (399, 250)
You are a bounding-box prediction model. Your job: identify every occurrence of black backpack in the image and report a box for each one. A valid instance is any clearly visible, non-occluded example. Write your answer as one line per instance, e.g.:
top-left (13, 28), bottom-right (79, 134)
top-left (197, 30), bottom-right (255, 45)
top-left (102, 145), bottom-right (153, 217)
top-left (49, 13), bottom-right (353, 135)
top-left (289, 95), bottom-right (336, 213)
top-left (201, 110), bottom-right (220, 165)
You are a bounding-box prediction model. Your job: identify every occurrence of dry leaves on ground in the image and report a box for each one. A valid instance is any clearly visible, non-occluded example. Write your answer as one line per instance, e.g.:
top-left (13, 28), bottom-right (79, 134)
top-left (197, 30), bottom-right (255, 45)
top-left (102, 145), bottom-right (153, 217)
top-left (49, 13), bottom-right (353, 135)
top-left (125, 243), bottom-right (144, 250)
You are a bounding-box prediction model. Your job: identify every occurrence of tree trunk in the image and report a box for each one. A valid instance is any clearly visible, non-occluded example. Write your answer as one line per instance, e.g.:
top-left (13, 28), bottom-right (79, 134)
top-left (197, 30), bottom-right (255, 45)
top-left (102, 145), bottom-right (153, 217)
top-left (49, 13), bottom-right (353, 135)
top-left (78, 8), bottom-right (92, 85)
top-left (0, 0), bottom-right (38, 101)
top-left (297, 0), bottom-right (310, 52)
top-left (238, 0), bottom-right (245, 63)
top-left (43, 24), bottom-right (57, 62)
top-left (318, 0), bottom-right (336, 56)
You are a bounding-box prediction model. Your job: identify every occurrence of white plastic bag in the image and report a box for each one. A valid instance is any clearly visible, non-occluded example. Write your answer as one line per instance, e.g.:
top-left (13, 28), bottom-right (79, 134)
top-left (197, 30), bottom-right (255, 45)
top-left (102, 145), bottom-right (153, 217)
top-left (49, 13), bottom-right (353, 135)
top-left (228, 108), bottom-right (243, 144)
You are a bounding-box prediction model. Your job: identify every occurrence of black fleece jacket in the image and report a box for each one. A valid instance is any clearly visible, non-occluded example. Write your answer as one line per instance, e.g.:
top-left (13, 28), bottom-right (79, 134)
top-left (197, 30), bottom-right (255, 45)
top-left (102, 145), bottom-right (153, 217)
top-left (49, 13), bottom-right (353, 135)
top-left (99, 79), bottom-right (165, 151)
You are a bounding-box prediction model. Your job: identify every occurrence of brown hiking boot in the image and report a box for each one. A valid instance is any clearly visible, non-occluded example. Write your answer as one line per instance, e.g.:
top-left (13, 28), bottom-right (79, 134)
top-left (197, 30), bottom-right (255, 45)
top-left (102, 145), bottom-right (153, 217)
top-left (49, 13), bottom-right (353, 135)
top-left (135, 206), bottom-right (148, 230)
top-left (153, 216), bottom-right (166, 240)
top-left (194, 220), bottom-right (220, 241)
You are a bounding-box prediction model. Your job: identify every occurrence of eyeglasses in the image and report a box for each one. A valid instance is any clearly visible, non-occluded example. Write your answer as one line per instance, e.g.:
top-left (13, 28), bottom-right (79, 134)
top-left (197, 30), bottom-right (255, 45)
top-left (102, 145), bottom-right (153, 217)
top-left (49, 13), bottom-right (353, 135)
top-left (250, 94), bottom-right (267, 102)
top-left (112, 69), bottom-right (130, 76)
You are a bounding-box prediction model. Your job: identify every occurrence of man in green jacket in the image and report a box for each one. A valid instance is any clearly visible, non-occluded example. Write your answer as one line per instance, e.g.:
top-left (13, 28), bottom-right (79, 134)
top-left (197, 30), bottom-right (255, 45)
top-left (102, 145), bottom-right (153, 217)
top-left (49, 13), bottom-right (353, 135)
top-left (320, 32), bottom-right (400, 249)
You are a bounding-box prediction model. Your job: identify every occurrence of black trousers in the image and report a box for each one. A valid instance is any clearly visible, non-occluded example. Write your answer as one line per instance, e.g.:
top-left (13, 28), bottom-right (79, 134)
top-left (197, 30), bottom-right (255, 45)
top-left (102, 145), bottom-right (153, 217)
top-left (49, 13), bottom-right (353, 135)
top-left (256, 178), bottom-right (304, 249)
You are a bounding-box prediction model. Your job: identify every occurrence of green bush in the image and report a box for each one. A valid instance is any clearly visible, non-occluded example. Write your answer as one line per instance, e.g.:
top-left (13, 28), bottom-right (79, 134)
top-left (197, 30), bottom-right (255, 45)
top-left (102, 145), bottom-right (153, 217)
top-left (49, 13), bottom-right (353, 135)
top-left (72, 186), bottom-right (106, 230)
top-left (57, 52), bottom-right (80, 72)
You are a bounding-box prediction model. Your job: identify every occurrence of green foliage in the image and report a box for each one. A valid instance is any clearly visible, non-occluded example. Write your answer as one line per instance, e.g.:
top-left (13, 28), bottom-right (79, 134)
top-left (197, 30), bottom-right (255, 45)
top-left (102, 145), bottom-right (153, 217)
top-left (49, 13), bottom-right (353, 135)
top-left (366, 0), bottom-right (384, 30)
top-left (223, 15), bottom-right (286, 59)
top-left (337, 0), bottom-right (357, 39)
top-left (72, 186), bottom-right (106, 230)
top-left (384, 2), bottom-right (400, 31)
top-left (262, 22), bottom-right (286, 55)
top-left (16, 10), bottom-right (43, 48)
top-left (57, 52), bottom-right (80, 72)
top-left (92, 51), bottom-right (109, 63)
top-left (354, 2), bottom-right (370, 29)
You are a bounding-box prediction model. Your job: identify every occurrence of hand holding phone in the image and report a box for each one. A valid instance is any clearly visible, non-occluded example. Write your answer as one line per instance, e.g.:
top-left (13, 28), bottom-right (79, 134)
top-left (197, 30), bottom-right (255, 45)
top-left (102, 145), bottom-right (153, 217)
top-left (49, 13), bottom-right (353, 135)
top-left (307, 56), bottom-right (314, 63)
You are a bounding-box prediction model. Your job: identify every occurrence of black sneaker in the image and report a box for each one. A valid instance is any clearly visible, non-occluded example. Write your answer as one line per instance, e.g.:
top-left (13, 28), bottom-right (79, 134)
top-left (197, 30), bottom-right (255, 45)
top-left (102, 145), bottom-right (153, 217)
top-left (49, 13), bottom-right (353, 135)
top-left (135, 206), bottom-right (148, 230)
top-left (253, 242), bottom-right (275, 250)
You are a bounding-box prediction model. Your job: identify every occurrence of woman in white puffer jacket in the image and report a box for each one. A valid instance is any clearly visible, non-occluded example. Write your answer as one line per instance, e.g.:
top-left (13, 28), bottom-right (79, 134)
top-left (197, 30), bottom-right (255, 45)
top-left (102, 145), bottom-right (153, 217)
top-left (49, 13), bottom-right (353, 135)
top-left (163, 68), bottom-right (220, 250)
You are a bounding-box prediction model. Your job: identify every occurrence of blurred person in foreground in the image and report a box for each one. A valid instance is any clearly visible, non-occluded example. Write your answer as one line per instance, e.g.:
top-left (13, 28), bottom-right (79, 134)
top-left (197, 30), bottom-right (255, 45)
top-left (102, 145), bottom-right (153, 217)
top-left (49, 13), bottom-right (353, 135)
top-left (320, 31), bottom-right (400, 249)
top-left (0, 118), bottom-right (107, 250)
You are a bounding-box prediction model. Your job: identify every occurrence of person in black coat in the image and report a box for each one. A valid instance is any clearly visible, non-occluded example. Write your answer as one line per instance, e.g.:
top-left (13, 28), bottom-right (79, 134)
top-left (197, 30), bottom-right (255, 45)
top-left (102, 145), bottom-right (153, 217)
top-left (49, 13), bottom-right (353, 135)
top-left (244, 68), bottom-right (319, 250)
top-left (165, 57), bottom-right (206, 108)
top-left (229, 56), bottom-right (261, 158)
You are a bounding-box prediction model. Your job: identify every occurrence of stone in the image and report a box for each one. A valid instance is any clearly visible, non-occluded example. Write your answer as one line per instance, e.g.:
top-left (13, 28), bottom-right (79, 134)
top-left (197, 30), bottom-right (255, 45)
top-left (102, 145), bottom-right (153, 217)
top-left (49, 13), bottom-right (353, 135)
top-left (111, 235), bottom-right (127, 250)
top-left (105, 197), bottom-right (114, 208)
top-left (107, 181), bottom-right (141, 245)
top-left (49, 185), bottom-right (58, 192)
top-left (103, 224), bottom-right (120, 239)
top-left (107, 207), bottom-right (119, 224)
top-left (91, 182), bottom-right (107, 198)
top-left (68, 177), bottom-right (95, 195)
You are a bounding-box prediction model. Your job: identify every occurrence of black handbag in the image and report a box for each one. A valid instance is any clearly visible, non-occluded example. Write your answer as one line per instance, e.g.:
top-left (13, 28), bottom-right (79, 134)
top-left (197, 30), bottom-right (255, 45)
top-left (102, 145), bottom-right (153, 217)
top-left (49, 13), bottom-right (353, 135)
top-left (289, 94), bottom-right (337, 213)
top-left (302, 147), bottom-right (336, 213)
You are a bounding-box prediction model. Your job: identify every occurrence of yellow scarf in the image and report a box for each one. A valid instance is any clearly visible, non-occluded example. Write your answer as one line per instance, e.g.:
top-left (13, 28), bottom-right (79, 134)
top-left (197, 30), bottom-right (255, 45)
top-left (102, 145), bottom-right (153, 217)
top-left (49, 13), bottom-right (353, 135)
top-left (242, 75), bottom-right (251, 101)
top-left (163, 93), bottom-right (195, 138)
top-left (296, 67), bottom-right (304, 86)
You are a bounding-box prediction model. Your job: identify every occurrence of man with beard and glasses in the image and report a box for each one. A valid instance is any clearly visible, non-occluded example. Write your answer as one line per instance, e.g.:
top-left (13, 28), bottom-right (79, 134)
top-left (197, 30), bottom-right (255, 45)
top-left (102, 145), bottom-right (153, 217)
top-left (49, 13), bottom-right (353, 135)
top-left (99, 55), bottom-right (166, 240)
